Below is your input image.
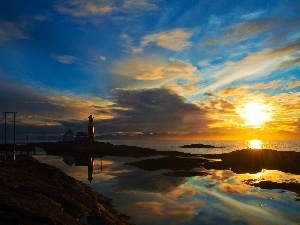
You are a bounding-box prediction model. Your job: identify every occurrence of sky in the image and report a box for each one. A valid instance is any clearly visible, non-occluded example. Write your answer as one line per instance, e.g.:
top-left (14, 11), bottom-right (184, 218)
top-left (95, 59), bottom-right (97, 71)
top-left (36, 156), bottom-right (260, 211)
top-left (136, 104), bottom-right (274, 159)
top-left (0, 0), bottom-right (299, 139)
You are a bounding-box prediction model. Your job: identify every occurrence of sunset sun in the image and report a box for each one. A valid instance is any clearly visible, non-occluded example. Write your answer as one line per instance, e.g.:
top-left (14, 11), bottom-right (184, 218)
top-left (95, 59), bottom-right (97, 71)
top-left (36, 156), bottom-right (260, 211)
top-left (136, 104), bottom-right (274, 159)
top-left (238, 102), bottom-right (272, 128)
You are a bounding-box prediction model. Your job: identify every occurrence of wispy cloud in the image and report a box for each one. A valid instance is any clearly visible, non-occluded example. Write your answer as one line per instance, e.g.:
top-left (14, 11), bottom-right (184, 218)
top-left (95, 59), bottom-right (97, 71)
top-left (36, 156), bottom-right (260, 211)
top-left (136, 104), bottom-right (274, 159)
top-left (32, 15), bottom-right (51, 22)
top-left (218, 86), bottom-right (248, 97)
top-left (55, 0), bottom-right (112, 18)
top-left (204, 40), bottom-right (300, 92)
top-left (55, 0), bottom-right (161, 19)
top-left (112, 57), bottom-right (199, 82)
top-left (250, 80), bottom-right (283, 90)
top-left (241, 10), bottom-right (266, 20)
top-left (201, 17), bottom-right (300, 47)
top-left (120, 33), bottom-right (142, 53)
top-left (287, 80), bottom-right (300, 90)
top-left (123, 0), bottom-right (161, 11)
top-left (140, 29), bottom-right (193, 51)
top-left (0, 20), bottom-right (29, 42)
top-left (51, 54), bottom-right (79, 64)
top-left (201, 18), bottom-right (277, 46)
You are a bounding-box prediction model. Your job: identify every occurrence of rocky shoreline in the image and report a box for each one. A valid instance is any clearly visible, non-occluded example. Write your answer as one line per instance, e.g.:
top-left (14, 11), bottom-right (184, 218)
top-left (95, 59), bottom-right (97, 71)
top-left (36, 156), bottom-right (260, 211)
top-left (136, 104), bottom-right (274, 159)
top-left (0, 155), bottom-right (132, 225)
top-left (1, 142), bottom-right (300, 224)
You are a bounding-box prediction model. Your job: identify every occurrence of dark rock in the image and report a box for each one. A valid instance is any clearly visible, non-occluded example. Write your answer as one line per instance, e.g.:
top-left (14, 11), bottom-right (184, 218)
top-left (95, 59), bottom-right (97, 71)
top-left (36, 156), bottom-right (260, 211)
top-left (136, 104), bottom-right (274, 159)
top-left (0, 156), bottom-right (130, 225)
top-left (125, 156), bottom-right (208, 171)
top-left (202, 149), bottom-right (300, 174)
top-left (180, 143), bottom-right (225, 148)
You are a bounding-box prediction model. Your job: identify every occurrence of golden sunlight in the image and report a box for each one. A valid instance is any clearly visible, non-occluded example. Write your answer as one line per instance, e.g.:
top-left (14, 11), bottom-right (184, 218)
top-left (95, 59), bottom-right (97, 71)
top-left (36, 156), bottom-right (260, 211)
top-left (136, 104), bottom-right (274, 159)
top-left (238, 102), bottom-right (271, 128)
top-left (248, 139), bottom-right (262, 149)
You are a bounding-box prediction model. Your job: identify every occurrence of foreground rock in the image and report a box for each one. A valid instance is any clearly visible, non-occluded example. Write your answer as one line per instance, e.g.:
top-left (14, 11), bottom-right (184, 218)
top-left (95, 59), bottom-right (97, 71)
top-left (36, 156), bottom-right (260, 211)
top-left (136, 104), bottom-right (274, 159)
top-left (0, 156), bottom-right (131, 225)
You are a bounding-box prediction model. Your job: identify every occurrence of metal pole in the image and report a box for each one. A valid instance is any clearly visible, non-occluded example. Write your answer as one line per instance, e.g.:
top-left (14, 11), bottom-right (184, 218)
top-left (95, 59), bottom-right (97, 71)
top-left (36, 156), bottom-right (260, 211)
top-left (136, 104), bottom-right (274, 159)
top-left (4, 112), bottom-right (6, 145)
top-left (26, 134), bottom-right (28, 154)
top-left (13, 112), bottom-right (16, 147)
top-left (4, 112), bottom-right (7, 158)
top-left (13, 112), bottom-right (16, 160)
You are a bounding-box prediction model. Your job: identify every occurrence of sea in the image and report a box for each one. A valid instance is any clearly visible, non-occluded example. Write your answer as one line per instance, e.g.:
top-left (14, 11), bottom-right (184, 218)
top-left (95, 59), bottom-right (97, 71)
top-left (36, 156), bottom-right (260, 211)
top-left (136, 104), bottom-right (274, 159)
top-left (2, 139), bottom-right (300, 225)
top-left (99, 139), bottom-right (300, 153)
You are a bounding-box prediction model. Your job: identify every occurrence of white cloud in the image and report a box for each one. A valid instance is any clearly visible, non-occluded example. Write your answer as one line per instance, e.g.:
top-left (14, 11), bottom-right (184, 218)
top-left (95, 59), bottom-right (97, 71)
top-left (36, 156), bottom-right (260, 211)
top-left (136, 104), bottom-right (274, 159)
top-left (52, 54), bottom-right (79, 64)
top-left (100, 56), bottom-right (107, 61)
top-left (140, 29), bottom-right (193, 51)
top-left (241, 10), bottom-right (266, 20)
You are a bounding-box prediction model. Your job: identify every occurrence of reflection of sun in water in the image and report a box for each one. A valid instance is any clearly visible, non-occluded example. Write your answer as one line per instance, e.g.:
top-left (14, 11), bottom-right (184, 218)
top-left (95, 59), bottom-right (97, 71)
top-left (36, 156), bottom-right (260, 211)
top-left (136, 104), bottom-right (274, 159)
top-left (238, 102), bottom-right (272, 128)
top-left (249, 139), bottom-right (262, 149)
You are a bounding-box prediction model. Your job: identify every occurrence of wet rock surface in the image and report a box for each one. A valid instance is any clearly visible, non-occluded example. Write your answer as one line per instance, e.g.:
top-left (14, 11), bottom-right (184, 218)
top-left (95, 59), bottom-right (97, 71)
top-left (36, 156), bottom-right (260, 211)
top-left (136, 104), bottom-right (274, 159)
top-left (0, 155), bottom-right (132, 225)
top-left (124, 156), bottom-right (207, 171)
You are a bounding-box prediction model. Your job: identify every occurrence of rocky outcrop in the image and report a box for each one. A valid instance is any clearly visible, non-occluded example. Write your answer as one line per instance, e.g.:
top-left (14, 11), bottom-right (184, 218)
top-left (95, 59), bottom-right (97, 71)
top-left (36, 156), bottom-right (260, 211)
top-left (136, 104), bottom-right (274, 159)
top-left (0, 156), bottom-right (131, 225)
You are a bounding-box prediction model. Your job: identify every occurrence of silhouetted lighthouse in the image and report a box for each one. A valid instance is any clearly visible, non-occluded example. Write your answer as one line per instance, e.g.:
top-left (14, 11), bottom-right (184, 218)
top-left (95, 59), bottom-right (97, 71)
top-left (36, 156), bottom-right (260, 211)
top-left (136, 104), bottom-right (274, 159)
top-left (88, 115), bottom-right (95, 142)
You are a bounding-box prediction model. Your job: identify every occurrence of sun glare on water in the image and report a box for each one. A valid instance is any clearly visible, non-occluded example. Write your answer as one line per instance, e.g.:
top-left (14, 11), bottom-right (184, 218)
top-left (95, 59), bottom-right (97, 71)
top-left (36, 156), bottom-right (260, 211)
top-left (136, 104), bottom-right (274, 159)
top-left (238, 102), bottom-right (272, 128)
top-left (248, 139), bottom-right (262, 149)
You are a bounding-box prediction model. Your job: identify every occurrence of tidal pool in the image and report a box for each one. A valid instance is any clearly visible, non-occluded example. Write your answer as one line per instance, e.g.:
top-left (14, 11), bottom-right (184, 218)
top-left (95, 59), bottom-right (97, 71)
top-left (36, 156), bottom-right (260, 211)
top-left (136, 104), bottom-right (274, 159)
top-left (34, 154), bottom-right (300, 225)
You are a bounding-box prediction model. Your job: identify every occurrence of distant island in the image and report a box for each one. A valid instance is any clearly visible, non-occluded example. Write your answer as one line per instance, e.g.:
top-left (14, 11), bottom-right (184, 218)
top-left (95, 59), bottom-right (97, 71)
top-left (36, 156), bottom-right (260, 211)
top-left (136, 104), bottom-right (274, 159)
top-left (180, 143), bottom-right (225, 148)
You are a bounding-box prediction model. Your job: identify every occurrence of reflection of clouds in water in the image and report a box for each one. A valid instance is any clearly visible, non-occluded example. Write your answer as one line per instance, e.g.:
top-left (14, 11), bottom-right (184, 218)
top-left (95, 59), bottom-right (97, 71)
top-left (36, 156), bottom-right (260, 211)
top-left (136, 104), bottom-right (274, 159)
top-left (233, 170), bottom-right (300, 186)
top-left (35, 156), bottom-right (300, 224)
top-left (218, 183), bottom-right (250, 194)
top-left (136, 200), bottom-right (204, 221)
top-left (136, 201), bottom-right (164, 215)
top-left (106, 159), bottom-right (187, 193)
top-left (201, 189), bottom-right (285, 225)
top-left (167, 184), bottom-right (196, 198)
top-left (168, 200), bottom-right (204, 220)
top-left (209, 170), bottom-right (236, 181)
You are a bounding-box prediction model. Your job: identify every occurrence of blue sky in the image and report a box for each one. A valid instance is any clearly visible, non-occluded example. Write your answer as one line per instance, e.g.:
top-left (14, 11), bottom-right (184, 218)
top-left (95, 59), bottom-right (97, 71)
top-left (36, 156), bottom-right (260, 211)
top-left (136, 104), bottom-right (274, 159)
top-left (0, 0), bottom-right (299, 138)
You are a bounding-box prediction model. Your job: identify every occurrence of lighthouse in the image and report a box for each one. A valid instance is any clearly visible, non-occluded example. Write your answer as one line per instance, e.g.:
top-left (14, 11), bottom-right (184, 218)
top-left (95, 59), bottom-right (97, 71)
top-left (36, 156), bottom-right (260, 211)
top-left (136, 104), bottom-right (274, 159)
top-left (88, 115), bottom-right (95, 142)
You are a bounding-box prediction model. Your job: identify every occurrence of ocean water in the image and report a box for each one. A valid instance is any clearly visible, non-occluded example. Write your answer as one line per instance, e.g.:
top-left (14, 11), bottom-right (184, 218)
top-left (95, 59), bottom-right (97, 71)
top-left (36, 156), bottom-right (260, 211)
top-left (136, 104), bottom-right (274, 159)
top-left (102, 139), bottom-right (300, 154)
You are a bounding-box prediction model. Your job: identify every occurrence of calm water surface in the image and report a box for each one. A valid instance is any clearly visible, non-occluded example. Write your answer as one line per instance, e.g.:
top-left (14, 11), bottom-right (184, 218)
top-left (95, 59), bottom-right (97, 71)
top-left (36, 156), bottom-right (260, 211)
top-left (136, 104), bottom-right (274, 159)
top-left (104, 139), bottom-right (300, 153)
top-left (32, 140), bottom-right (300, 225)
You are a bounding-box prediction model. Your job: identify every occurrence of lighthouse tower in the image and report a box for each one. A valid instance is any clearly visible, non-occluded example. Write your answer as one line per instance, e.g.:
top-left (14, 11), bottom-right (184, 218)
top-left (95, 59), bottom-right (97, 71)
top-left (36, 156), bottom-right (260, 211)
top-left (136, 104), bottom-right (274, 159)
top-left (88, 115), bottom-right (95, 142)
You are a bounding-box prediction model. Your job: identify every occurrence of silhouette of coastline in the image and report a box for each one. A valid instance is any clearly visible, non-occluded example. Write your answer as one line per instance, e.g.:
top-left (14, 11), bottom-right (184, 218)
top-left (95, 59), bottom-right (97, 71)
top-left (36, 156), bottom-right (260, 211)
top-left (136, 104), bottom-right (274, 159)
top-left (180, 143), bottom-right (225, 148)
